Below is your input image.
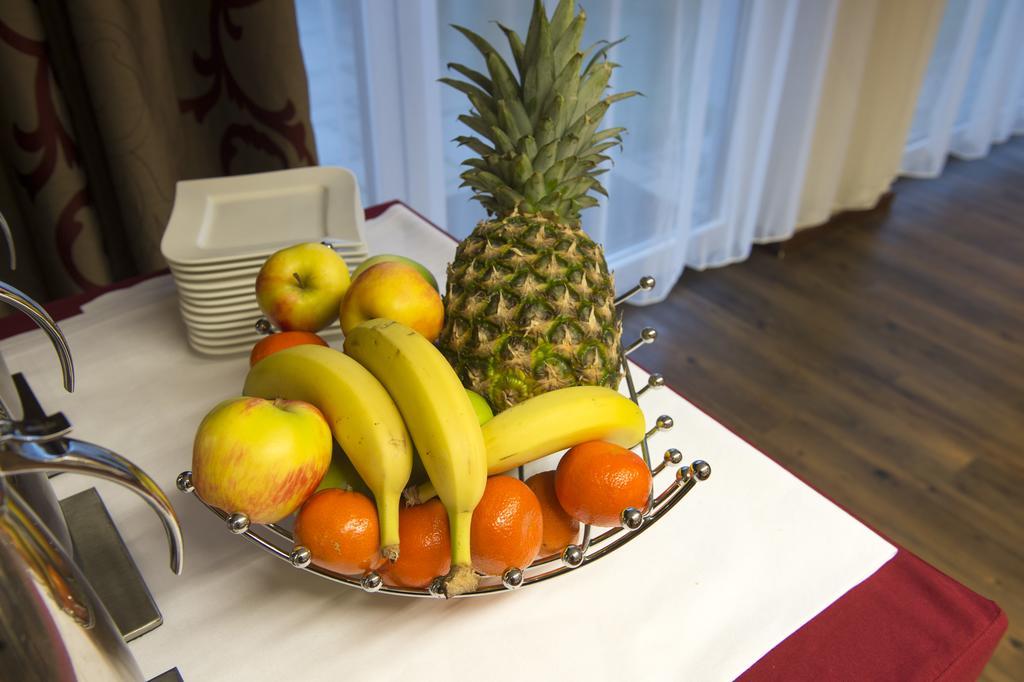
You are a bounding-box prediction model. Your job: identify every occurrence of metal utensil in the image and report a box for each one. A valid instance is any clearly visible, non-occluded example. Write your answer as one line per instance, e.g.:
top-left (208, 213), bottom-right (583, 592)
top-left (0, 475), bottom-right (146, 681)
top-left (0, 219), bottom-right (184, 678)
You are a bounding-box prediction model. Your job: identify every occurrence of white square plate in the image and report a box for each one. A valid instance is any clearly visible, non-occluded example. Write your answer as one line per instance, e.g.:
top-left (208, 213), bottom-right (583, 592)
top-left (186, 326), bottom-right (342, 356)
top-left (168, 251), bottom-right (368, 284)
top-left (161, 167), bottom-right (366, 265)
top-left (166, 241), bottom-right (368, 275)
top-left (179, 306), bottom-right (264, 327)
top-left (172, 285), bottom-right (256, 302)
top-left (173, 287), bottom-right (256, 306)
top-left (178, 297), bottom-right (260, 317)
top-left (181, 324), bottom-right (260, 340)
top-left (171, 278), bottom-right (255, 298)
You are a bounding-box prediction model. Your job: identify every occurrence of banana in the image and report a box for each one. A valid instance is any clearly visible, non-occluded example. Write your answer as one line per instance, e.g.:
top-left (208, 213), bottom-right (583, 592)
top-left (243, 345), bottom-right (412, 562)
top-left (343, 319), bottom-right (487, 597)
top-left (409, 386), bottom-right (646, 504)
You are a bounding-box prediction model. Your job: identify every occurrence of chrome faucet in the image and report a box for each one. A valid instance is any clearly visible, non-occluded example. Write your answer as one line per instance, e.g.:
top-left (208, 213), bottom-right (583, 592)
top-left (0, 212), bottom-right (183, 680)
top-left (0, 279), bottom-right (74, 395)
top-left (0, 276), bottom-right (182, 573)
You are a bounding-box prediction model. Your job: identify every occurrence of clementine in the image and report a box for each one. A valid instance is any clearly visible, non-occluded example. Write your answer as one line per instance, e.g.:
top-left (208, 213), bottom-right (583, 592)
top-left (470, 475), bottom-right (543, 576)
top-left (293, 489), bottom-right (383, 574)
top-left (525, 470), bottom-right (580, 556)
top-left (381, 499), bottom-right (451, 588)
top-left (249, 331), bottom-right (328, 367)
top-left (555, 441), bottom-right (652, 527)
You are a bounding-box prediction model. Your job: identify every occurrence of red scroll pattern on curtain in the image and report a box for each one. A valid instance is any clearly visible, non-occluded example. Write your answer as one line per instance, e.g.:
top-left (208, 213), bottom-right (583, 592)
top-left (179, 0), bottom-right (315, 174)
top-left (0, 18), bottom-right (100, 291)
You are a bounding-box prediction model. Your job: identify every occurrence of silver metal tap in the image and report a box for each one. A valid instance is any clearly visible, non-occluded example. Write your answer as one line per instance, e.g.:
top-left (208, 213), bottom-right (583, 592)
top-left (0, 279), bottom-right (78, 553)
top-left (0, 277), bottom-right (182, 573)
top-left (0, 280), bottom-right (74, 394)
top-left (0, 210), bottom-right (184, 680)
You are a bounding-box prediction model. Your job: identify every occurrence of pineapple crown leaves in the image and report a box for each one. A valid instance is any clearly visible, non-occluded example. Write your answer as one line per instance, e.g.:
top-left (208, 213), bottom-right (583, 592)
top-left (444, 0), bottom-right (639, 222)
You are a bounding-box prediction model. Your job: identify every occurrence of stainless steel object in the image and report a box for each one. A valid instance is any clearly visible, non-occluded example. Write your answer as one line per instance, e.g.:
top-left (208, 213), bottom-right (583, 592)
top-left (59, 488), bottom-right (163, 641)
top-left (289, 545), bottom-right (312, 568)
top-left (0, 475), bottom-right (144, 681)
top-left (180, 276), bottom-right (713, 598)
top-left (0, 281), bottom-right (77, 552)
top-left (0, 435), bottom-right (183, 574)
top-left (0, 281), bottom-right (75, 393)
top-left (0, 282), bottom-right (183, 575)
top-left (501, 567), bottom-right (524, 590)
top-left (561, 544), bottom-right (584, 568)
top-left (0, 256), bottom-right (184, 679)
top-left (360, 571), bottom-right (383, 592)
top-left (620, 507), bottom-right (644, 530)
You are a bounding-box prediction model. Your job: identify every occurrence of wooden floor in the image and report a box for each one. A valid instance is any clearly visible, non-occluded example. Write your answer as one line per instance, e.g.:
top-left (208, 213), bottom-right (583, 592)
top-left (623, 136), bottom-right (1024, 680)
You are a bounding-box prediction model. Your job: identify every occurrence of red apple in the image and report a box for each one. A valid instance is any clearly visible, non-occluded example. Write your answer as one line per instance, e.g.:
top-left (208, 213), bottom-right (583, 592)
top-left (255, 243), bottom-right (351, 332)
top-left (191, 397), bottom-right (332, 523)
top-left (339, 262), bottom-right (444, 341)
top-left (351, 254), bottom-right (439, 291)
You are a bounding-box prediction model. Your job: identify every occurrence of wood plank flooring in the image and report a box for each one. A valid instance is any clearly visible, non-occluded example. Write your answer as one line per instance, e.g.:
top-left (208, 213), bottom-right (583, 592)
top-left (622, 136), bottom-right (1024, 680)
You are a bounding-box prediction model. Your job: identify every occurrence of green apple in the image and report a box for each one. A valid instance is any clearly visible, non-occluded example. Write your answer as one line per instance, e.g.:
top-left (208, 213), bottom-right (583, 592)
top-left (352, 254), bottom-right (438, 291)
top-left (339, 262), bottom-right (444, 341)
top-left (255, 243), bottom-right (351, 332)
top-left (465, 389), bottom-right (494, 425)
top-left (191, 397), bottom-right (332, 523)
top-left (315, 443), bottom-right (370, 496)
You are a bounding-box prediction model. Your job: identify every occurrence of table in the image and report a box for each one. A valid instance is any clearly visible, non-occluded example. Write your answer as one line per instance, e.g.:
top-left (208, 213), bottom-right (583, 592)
top-left (0, 201), bottom-right (1005, 680)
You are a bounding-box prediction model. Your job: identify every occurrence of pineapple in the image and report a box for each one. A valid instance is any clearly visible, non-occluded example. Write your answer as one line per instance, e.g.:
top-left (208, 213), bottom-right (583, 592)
top-left (438, 0), bottom-right (637, 411)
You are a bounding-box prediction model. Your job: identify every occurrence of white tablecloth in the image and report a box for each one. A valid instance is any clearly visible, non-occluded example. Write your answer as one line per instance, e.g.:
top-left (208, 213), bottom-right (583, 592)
top-left (1, 204), bottom-right (895, 681)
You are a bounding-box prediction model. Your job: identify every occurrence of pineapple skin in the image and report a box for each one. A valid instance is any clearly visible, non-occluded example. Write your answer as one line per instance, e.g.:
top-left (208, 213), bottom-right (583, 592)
top-left (439, 212), bottom-right (622, 411)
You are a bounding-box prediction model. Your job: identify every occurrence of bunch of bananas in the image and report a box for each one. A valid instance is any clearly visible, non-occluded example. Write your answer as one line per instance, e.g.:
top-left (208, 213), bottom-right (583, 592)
top-left (243, 318), bottom-right (645, 597)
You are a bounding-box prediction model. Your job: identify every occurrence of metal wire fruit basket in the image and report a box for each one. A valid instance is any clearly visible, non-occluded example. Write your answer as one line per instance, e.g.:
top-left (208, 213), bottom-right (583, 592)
top-left (176, 276), bottom-right (711, 598)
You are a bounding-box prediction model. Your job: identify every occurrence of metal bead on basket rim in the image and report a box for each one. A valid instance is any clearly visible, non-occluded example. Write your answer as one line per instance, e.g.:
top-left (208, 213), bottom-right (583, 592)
top-left (692, 460), bottom-right (712, 481)
top-left (656, 415), bottom-right (674, 431)
top-left (226, 512), bottom-right (250, 535)
top-left (621, 507), bottom-right (644, 530)
top-left (175, 471), bottom-right (194, 493)
top-left (428, 576), bottom-right (447, 598)
top-left (290, 546), bottom-right (312, 568)
top-left (502, 567), bottom-right (524, 590)
top-left (664, 448), bottom-right (683, 465)
top-left (561, 544), bottom-right (584, 568)
top-left (254, 318), bottom-right (273, 335)
top-left (361, 571), bottom-right (384, 592)
top-left (638, 373), bottom-right (665, 397)
top-left (676, 466), bottom-right (694, 485)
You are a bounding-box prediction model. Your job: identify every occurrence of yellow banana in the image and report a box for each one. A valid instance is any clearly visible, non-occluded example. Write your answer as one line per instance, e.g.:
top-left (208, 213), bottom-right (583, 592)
top-left (343, 319), bottom-right (486, 597)
top-left (410, 386), bottom-right (645, 503)
top-left (485, 386), bottom-right (645, 468)
top-left (242, 345), bottom-right (412, 562)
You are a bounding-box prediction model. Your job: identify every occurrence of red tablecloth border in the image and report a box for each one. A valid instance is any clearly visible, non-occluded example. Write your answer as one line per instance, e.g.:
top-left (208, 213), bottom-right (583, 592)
top-left (621, 356), bottom-right (1008, 681)
top-left (0, 200), bottom-right (1005, 681)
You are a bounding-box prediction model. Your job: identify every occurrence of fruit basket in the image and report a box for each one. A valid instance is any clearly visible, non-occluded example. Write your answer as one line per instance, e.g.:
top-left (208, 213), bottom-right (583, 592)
top-left (176, 276), bottom-right (711, 598)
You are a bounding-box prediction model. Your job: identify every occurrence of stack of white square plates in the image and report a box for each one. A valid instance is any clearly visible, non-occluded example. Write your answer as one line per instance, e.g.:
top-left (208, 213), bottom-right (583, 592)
top-left (160, 167), bottom-right (367, 356)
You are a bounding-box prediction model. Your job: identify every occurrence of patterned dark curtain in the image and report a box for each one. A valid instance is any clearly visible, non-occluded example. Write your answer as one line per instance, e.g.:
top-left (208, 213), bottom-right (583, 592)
top-left (0, 0), bottom-right (317, 303)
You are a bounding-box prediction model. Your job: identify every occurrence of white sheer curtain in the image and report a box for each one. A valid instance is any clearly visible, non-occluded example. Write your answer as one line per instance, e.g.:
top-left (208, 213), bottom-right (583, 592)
top-left (901, 0), bottom-right (1024, 177)
top-left (295, 0), bottom-right (1022, 305)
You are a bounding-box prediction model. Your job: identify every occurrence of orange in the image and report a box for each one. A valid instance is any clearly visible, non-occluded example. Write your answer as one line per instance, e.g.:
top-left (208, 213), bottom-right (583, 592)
top-left (525, 470), bottom-right (580, 556)
top-left (470, 476), bottom-right (543, 576)
top-left (381, 499), bottom-right (451, 588)
top-left (555, 441), bottom-right (652, 527)
top-left (250, 331), bottom-right (328, 367)
top-left (293, 489), bottom-right (382, 574)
